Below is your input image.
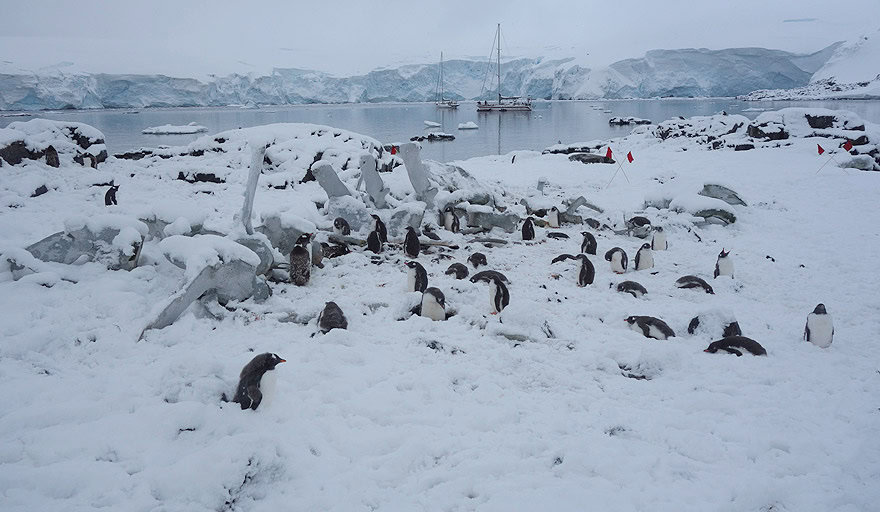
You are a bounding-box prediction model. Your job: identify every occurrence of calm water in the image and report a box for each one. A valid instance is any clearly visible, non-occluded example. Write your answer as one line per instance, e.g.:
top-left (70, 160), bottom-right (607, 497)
top-left (4, 99), bottom-right (880, 163)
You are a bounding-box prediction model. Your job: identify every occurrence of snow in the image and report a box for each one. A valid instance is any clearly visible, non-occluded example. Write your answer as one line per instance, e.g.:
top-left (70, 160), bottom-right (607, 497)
top-left (142, 123), bottom-right (209, 135)
top-left (458, 121), bottom-right (478, 130)
top-left (423, 120), bottom-right (441, 127)
top-left (2, 112), bottom-right (880, 511)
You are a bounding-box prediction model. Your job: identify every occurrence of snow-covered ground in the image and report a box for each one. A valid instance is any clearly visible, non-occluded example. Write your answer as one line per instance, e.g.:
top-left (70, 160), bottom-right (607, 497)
top-left (1, 111), bottom-right (879, 512)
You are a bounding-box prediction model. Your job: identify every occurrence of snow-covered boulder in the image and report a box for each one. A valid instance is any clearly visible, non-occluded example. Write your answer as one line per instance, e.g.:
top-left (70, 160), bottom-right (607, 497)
top-left (25, 214), bottom-right (147, 270)
top-left (608, 116), bottom-right (651, 126)
top-left (0, 119), bottom-right (107, 168)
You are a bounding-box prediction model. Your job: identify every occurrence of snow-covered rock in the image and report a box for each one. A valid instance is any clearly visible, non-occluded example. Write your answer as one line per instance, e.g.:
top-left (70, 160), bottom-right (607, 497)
top-left (457, 121), bottom-right (479, 130)
top-left (0, 118), bottom-right (107, 167)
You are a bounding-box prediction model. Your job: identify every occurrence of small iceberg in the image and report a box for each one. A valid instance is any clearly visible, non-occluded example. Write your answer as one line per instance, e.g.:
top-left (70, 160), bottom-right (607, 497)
top-left (142, 122), bottom-right (209, 135)
top-left (458, 121), bottom-right (479, 130)
top-left (424, 120), bottom-right (441, 127)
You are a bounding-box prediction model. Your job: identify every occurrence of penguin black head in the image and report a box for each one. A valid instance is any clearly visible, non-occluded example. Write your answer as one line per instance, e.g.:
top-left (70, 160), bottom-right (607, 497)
top-left (405, 261), bottom-right (422, 270)
top-left (251, 352), bottom-right (286, 372)
top-left (468, 252), bottom-right (487, 268)
top-left (443, 205), bottom-right (455, 213)
top-left (719, 248), bottom-right (730, 258)
top-left (424, 287), bottom-right (445, 307)
top-left (333, 217), bottom-right (348, 230)
top-left (640, 243), bottom-right (651, 250)
top-left (813, 303), bottom-right (827, 314)
top-left (703, 342), bottom-right (720, 354)
top-left (406, 226), bottom-right (417, 234)
top-left (624, 316), bottom-right (638, 325)
top-left (295, 233), bottom-right (313, 246)
top-left (550, 206), bottom-right (559, 213)
top-left (371, 214), bottom-right (381, 221)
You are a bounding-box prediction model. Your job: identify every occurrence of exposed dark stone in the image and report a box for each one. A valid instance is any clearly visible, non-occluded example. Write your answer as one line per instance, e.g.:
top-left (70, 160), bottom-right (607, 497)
top-left (0, 141), bottom-right (34, 165)
top-left (74, 153), bottom-right (98, 168)
top-left (300, 168), bottom-right (316, 183)
top-left (851, 135), bottom-right (870, 146)
top-left (114, 150), bottom-right (153, 160)
top-left (31, 185), bottom-right (49, 197)
top-left (805, 114), bottom-right (834, 129)
top-left (734, 144), bottom-right (754, 151)
top-left (410, 133), bottom-right (455, 142)
top-left (747, 124), bottom-right (789, 141)
top-left (176, 171), bottom-right (225, 184)
top-left (44, 145), bottom-right (60, 167)
top-left (189, 149), bottom-right (205, 157)
top-left (66, 127), bottom-right (103, 150)
top-left (568, 153), bottom-right (614, 164)
top-left (608, 116), bottom-right (651, 126)
top-left (543, 144), bottom-right (602, 155)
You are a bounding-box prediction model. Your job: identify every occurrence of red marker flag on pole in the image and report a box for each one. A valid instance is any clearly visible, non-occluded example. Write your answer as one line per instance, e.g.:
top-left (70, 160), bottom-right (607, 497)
top-left (605, 147), bottom-right (613, 159)
top-left (843, 140), bottom-right (853, 151)
top-left (627, 151), bottom-right (634, 163)
top-left (817, 144), bottom-right (825, 155)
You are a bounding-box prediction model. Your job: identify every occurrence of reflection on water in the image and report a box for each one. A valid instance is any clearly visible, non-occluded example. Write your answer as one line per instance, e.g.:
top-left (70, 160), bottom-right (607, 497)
top-left (3, 99), bottom-right (880, 163)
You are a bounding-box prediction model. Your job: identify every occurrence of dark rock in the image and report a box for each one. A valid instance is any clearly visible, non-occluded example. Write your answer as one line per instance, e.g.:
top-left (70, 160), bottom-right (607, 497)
top-left (568, 153), bottom-right (614, 164)
top-left (44, 146), bottom-right (60, 167)
top-left (851, 135), bottom-right (870, 146)
top-left (805, 114), bottom-right (834, 129)
top-left (114, 150), bottom-right (153, 160)
top-left (734, 144), bottom-right (754, 151)
top-left (747, 124), bottom-right (789, 141)
top-left (0, 141), bottom-right (34, 165)
top-left (31, 185), bottom-right (49, 197)
top-left (543, 143), bottom-right (602, 155)
top-left (608, 116), bottom-right (651, 126)
top-left (176, 172), bottom-right (225, 184)
top-left (410, 133), bottom-right (455, 142)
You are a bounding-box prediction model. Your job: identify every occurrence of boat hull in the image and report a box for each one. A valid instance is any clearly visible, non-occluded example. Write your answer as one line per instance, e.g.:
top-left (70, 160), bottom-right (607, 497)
top-left (476, 103), bottom-right (532, 112)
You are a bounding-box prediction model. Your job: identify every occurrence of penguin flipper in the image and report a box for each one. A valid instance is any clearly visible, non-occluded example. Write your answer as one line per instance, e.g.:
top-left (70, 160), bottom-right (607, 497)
top-left (804, 323), bottom-right (810, 341)
top-left (552, 254), bottom-right (576, 264)
top-left (714, 264), bottom-right (720, 278)
top-left (722, 347), bottom-right (743, 357)
top-left (246, 385), bottom-right (262, 410)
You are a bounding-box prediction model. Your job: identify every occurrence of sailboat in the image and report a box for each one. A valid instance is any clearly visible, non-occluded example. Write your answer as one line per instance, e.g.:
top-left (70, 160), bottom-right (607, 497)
top-left (477, 23), bottom-right (532, 112)
top-left (435, 52), bottom-right (459, 109)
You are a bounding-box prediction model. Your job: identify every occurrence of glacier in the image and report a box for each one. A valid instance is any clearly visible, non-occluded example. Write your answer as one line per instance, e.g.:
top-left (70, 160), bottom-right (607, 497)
top-left (0, 45), bottom-right (841, 110)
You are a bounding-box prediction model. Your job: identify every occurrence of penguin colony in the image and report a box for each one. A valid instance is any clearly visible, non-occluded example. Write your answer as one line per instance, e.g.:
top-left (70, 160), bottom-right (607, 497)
top-left (226, 200), bottom-right (834, 411)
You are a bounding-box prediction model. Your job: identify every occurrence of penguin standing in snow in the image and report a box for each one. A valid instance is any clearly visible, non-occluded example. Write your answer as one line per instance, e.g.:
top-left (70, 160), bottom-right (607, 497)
top-left (420, 287), bottom-right (446, 321)
top-left (468, 252), bottom-right (488, 268)
top-left (370, 214), bottom-right (388, 243)
top-left (580, 231), bottom-right (597, 255)
top-left (404, 226), bottom-right (420, 258)
top-left (333, 217), bottom-right (351, 236)
top-left (625, 315), bottom-right (676, 340)
top-left (104, 184), bottom-right (119, 206)
top-left (487, 276), bottom-right (510, 314)
top-left (704, 336), bottom-right (766, 356)
top-left (317, 301), bottom-right (348, 333)
top-left (230, 353), bottom-right (286, 411)
top-left (604, 247), bottom-right (628, 274)
top-left (651, 226), bottom-right (667, 250)
top-left (634, 243), bottom-right (654, 271)
top-left (547, 206), bottom-right (560, 228)
top-left (804, 303), bottom-right (833, 348)
top-left (405, 261), bottom-right (428, 293)
top-left (441, 205), bottom-right (460, 233)
top-left (551, 254), bottom-right (595, 286)
top-left (367, 230), bottom-right (383, 254)
top-left (714, 249), bottom-right (734, 279)
top-left (522, 217), bottom-right (535, 241)
top-left (445, 262), bottom-right (469, 279)
top-left (289, 233), bottom-right (312, 286)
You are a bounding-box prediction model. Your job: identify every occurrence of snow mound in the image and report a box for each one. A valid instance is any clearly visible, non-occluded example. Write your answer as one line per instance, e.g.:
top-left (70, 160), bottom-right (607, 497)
top-left (458, 121), bottom-right (478, 130)
top-left (159, 234), bottom-right (260, 280)
top-left (0, 118), bottom-right (107, 166)
top-left (142, 123), bottom-right (209, 135)
top-left (423, 121), bottom-right (441, 127)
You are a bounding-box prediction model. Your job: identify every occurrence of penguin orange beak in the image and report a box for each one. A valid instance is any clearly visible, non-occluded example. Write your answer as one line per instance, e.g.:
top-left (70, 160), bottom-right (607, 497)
top-left (703, 349), bottom-right (711, 353)
top-left (278, 359), bottom-right (287, 363)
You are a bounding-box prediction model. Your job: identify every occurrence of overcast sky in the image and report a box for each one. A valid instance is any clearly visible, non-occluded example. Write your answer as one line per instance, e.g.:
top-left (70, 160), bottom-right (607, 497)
top-left (1, 0), bottom-right (875, 77)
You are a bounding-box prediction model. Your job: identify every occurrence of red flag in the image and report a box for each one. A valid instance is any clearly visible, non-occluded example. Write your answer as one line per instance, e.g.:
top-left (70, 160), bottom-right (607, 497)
top-left (605, 147), bottom-right (613, 159)
top-left (626, 151), bottom-right (634, 163)
top-left (817, 144), bottom-right (825, 155)
top-left (390, 145), bottom-right (397, 155)
top-left (843, 140), bottom-right (853, 151)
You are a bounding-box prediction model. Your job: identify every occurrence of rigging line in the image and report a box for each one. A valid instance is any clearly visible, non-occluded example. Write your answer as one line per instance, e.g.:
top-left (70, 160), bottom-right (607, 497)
top-left (480, 25), bottom-right (499, 97)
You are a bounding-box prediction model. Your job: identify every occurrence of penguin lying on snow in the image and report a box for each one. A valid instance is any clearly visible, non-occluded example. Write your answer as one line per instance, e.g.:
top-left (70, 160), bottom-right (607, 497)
top-left (522, 217), bottom-right (535, 241)
top-left (404, 226), bottom-right (420, 258)
top-left (405, 261), bottom-right (428, 293)
top-left (704, 336), bottom-right (766, 356)
top-left (634, 243), bottom-right (653, 271)
top-left (805, 303), bottom-right (833, 348)
top-left (615, 281), bottom-right (647, 298)
top-left (420, 287), bottom-right (447, 321)
top-left (230, 353), bottom-right (286, 411)
top-left (580, 232), bottom-right (597, 255)
top-left (651, 226), bottom-right (667, 250)
top-left (551, 254), bottom-right (595, 286)
top-left (370, 214), bottom-right (388, 243)
top-left (289, 233), bottom-right (312, 286)
top-left (321, 241), bottom-right (351, 259)
top-left (422, 225), bottom-right (441, 241)
top-left (441, 205), bottom-right (460, 233)
top-left (547, 232), bottom-right (569, 239)
top-left (675, 275), bottom-right (714, 294)
top-left (625, 315), bottom-right (676, 340)
top-left (688, 311), bottom-right (741, 338)
top-left (604, 247), bottom-right (628, 274)
top-left (445, 262), bottom-right (469, 279)
top-left (317, 301), bottom-right (348, 333)
top-left (468, 252), bottom-right (488, 268)
top-left (470, 270), bottom-right (510, 284)
top-left (483, 276), bottom-right (510, 313)
top-left (714, 249), bottom-right (734, 279)
top-left (333, 217), bottom-right (351, 236)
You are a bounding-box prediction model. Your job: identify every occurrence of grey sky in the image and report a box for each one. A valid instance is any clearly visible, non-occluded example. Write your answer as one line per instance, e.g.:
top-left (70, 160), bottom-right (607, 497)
top-left (1, 0), bottom-right (875, 77)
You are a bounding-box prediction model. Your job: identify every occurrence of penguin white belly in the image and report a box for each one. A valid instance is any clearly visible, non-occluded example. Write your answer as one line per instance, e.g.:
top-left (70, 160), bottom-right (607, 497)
top-left (611, 252), bottom-right (625, 273)
top-left (421, 296), bottom-right (445, 321)
top-left (258, 370), bottom-right (277, 410)
top-left (628, 322), bottom-right (643, 335)
top-left (807, 315), bottom-right (834, 348)
top-left (548, 211), bottom-right (559, 228)
top-left (647, 324), bottom-right (668, 340)
top-left (652, 232), bottom-right (667, 250)
top-left (717, 258), bottom-right (734, 277)
top-left (407, 267), bottom-right (416, 292)
top-left (637, 250), bottom-right (653, 270)
top-left (444, 213), bottom-right (454, 231)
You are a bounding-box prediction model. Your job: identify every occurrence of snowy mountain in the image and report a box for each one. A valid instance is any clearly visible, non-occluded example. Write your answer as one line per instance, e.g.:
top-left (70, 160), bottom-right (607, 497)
top-left (0, 45), bottom-right (840, 110)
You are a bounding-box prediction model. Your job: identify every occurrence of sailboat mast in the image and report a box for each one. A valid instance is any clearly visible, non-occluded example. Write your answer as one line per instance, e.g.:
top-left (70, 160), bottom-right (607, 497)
top-left (440, 52), bottom-right (444, 101)
top-left (496, 23), bottom-right (501, 104)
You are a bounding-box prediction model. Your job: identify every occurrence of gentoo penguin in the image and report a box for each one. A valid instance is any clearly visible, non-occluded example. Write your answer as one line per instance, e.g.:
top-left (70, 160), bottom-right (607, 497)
top-left (422, 225), bottom-right (441, 241)
top-left (405, 261), bottom-right (428, 293)
top-left (321, 241), bottom-right (351, 259)
top-left (470, 270), bottom-right (509, 284)
top-left (468, 252), bottom-right (487, 268)
top-left (714, 249), bottom-right (734, 279)
top-left (445, 262), bottom-right (469, 279)
top-left (634, 243), bottom-right (653, 271)
top-left (367, 230), bottom-right (383, 254)
top-left (651, 226), bottom-right (667, 250)
top-left (547, 232), bottom-right (569, 239)
top-left (626, 216), bottom-right (651, 238)
top-left (317, 301), bottom-right (348, 333)
top-left (333, 217), bottom-right (351, 236)
top-left (580, 231), bottom-right (597, 255)
top-left (604, 247), bottom-right (628, 274)
top-left (289, 233), bottom-right (312, 286)
top-left (231, 353), bottom-right (285, 411)
top-left (804, 303), bottom-right (833, 348)
top-left (675, 275), bottom-right (715, 294)
top-left (616, 281), bottom-right (647, 298)
top-left (310, 239), bottom-right (324, 269)
top-left (104, 184), bottom-right (119, 206)
top-left (704, 336), bottom-right (767, 356)
top-left (551, 254), bottom-right (595, 286)
top-left (487, 276), bottom-right (510, 313)
top-left (687, 310), bottom-right (741, 338)
top-left (625, 315), bottom-right (676, 340)
top-left (441, 205), bottom-right (460, 233)
top-left (547, 207), bottom-right (560, 228)
top-left (370, 214), bottom-right (388, 243)
top-left (404, 226), bottom-right (420, 258)
top-left (522, 217), bottom-right (535, 241)
top-left (420, 287), bottom-right (446, 321)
